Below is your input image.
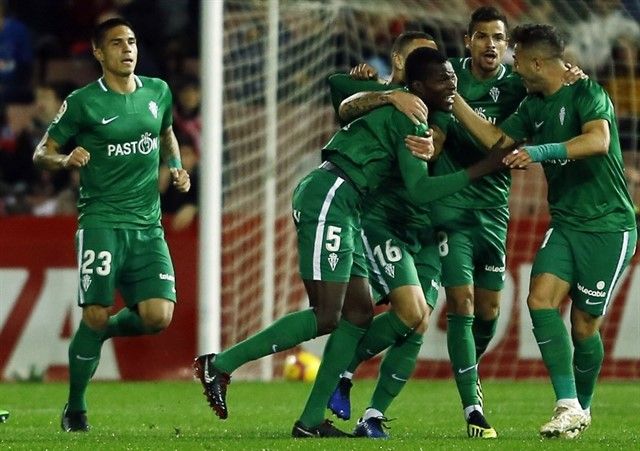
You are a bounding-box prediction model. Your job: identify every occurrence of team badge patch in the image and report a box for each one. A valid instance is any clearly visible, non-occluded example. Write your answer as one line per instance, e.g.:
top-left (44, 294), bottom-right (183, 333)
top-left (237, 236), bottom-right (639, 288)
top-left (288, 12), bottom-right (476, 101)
top-left (81, 274), bottom-right (92, 292)
top-left (328, 253), bottom-right (339, 271)
top-left (559, 106), bottom-right (566, 125)
top-left (489, 87), bottom-right (500, 102)
top-left (149, 101), bottom-right (158, 119)
top-left (384, 264), bottom-right (395, 278)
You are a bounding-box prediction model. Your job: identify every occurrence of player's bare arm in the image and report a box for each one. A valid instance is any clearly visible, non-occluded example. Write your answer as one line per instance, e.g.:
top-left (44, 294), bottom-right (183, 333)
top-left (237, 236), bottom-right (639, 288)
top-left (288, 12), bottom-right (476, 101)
top-left (504, 119), bottom-right (610, 169)
top-left (33, 133), bottom-right (90, 171)
top-left (340, 90), bottom-right (428, 125)
top-left (160, 126), bottom-right (191, 193)
top-left (452, 92), bottom-right (515, 149)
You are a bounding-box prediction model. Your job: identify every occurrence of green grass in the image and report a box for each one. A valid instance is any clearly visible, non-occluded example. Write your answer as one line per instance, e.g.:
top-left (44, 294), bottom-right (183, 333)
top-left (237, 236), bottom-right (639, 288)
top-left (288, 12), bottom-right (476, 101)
top-left (0, 380), bottom-right (638, 450)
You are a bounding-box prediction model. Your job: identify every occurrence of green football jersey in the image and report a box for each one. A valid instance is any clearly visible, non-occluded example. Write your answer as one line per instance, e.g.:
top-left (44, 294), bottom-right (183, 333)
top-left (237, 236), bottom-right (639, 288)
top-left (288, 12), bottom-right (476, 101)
top-left (323, 104), bottom-right (470, 209)
top-left (362, 110), bottom-right (455, 230)
top-left (48, 75), bottom-right (173, 228)
top-left (500, 78), bottom-right (636, 232)
top-left (326, 75), bottom-right (450, 229)
top-left (433, 57), bottom-right (527, 208)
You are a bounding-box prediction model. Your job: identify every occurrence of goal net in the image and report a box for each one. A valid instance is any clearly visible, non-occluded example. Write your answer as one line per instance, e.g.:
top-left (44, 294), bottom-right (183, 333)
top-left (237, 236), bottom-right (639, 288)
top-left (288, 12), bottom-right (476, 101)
top-left (219, 0), bottom-right (640, 380)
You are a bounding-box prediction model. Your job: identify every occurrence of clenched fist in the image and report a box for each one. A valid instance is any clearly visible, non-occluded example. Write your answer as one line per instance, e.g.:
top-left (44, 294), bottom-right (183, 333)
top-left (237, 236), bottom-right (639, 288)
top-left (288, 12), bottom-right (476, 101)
top-left (64, 147), bottom-right (91, 168)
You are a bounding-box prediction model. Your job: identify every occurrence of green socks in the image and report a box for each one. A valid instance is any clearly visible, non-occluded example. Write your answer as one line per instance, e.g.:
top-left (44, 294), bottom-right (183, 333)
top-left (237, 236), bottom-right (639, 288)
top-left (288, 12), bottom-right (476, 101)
top-left (298, 319), bottom-right (366, 428)
top-left (573, 333), bottom-right (604, 409)
top-left (369, 331), bottom-right (423, 414)
top-left (214, 309), bottom-right (318, 374)
top-left (473, 315), bottom-right (498, 360)
top-left (67, 321), bottom-right (105, 411)
top-left (447, 314), bottom-right (478, 408)
top-left (530, 308), bottom-right (577, 400)
top-left (347, 311), bottom-right (413, 373)
top-left (104, 308), bottom-right (151, 339)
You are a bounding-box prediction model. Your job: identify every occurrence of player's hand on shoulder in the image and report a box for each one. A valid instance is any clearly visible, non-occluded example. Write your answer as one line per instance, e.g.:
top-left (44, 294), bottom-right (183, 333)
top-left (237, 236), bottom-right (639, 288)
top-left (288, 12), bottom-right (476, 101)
top-left (389, 91), bottom-right (428, 125)
top-left (562, 63), bottom-right (588, 86)
top-left (171, 168), bottom-right (191, 193)
top-left (64, 147), bottom-right (90, 168)
top-left (405, 130), bottom-right (434, 161)
top-left (349, 63), bottom-right (377, 80)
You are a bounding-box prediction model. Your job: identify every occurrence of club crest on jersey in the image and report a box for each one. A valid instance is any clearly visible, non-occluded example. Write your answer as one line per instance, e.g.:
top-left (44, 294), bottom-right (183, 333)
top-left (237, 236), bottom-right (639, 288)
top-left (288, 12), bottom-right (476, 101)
top-left (489, 87), bottom-right (500, 102)
top-left (328, 252), bottom-right (339, 271)
top-left (81, 274), bottom-right (92, 292)
top-left (559, 106), bottom-right (566, 125)
top-left (52, 100), bottom-right (68, 124)
top-left (384, 263), bottom-right (395, 278)
top-left (149, 101), bottom-right (158, 119)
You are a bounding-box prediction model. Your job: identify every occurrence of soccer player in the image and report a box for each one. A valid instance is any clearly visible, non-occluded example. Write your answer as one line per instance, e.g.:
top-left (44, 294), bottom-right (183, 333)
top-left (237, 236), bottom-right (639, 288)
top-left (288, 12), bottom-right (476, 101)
top-left (33, 18), bottom-right (190, 432)
top-left (194, 47), bottom-right (514, 438)
top-left (429, 7), bottom-right (522, 437)
top-left (451, 23), bottom-right (637, 439)
top-left (322, 31), bottom-right (457, 439)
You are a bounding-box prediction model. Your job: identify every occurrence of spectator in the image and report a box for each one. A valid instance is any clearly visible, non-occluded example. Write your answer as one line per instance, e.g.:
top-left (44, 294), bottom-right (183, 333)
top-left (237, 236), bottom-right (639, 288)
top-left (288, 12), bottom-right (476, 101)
top-left (0, 81), bottom-right (77, 215)
top-left (172, 74), bottom-right (201, 155)
top-left (0, 0), bottom-right (33, 104)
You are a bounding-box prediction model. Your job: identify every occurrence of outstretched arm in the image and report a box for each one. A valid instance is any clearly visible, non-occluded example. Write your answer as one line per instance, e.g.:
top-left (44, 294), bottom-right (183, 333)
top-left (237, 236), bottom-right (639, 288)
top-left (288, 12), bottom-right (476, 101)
top-left (452, 93), bottom-right (515, 149)
top-left (504, 119), bottom-right (610, 168)
top-left (340, 90), bottom-right (428, 125)
top-left (400, 136), bottom-right (517, 206)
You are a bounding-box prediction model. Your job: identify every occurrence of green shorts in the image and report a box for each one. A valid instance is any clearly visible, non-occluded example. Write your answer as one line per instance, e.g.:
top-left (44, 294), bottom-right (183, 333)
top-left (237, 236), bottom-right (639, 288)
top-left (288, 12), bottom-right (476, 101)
top-left (431, 204), bottom-right (508, 291)
top-left (75, 226), bottom-right (177, 307)
top-left (292, 168), bottom-right (367, 282)
top-left (362, 219), bottom-right (440, 309)
top-left (532, 226), bottom-right (637, 316)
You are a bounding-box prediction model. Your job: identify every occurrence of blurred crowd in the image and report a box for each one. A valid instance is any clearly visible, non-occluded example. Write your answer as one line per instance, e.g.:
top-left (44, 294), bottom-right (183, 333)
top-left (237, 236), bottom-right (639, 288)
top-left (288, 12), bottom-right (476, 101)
top-left (0, 0), bottom-right (638, 222)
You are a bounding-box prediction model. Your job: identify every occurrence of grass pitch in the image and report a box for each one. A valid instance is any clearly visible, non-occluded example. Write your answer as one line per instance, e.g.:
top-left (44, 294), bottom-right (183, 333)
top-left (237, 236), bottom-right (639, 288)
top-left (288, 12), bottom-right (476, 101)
top-left (0, 379), bottom-right (638, 450)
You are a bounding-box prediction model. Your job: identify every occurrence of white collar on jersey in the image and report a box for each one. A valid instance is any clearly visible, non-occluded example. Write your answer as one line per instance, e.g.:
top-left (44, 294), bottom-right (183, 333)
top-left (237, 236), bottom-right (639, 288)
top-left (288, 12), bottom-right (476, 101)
top-left (97, 75), bottom-right (143, 92)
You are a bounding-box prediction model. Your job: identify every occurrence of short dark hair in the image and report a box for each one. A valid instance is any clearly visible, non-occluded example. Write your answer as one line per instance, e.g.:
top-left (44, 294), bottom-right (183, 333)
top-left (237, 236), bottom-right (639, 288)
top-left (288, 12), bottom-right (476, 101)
top-left (391, 31), bottom-right (435, 56)
top-left (511, 23), bottom-right (564, 58)
top-left (468, 6), bottom-right (508, 36)
top-left (92, 17), bottom-right (135, 48)
top-left (405, 47), bottom-right (448, 85)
